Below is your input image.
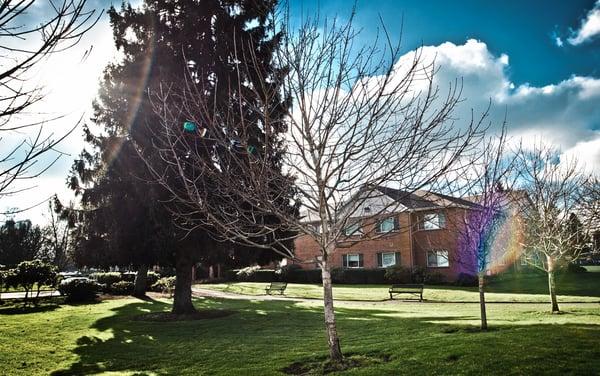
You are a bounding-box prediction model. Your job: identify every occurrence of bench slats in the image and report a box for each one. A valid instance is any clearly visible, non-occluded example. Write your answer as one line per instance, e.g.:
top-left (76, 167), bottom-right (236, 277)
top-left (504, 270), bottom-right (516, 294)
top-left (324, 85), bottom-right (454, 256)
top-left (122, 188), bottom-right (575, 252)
top-left (265, 282), bottom-right (287, 295)
top-left (388, 284), bottom-right (424, 301)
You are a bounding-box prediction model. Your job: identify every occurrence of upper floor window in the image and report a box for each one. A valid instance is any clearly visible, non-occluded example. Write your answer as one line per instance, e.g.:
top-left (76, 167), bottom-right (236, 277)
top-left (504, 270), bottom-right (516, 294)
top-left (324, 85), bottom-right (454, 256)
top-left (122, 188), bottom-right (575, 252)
top-left (377, 216), bottom-right (399, 233)
top-left (344, 222), bottom-right (362, 236)
top-left (427, 250), bottom-right (449, 267)
top-left (421, 212), bottom-right (446, 230)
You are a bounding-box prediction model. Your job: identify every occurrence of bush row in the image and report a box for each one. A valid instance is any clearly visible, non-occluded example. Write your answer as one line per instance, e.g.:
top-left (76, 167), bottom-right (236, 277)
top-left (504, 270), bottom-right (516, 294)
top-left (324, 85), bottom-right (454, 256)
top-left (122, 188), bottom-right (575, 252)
top-left (225, 265), bottom-right (450, 285)
top-left (89, 271), bottom-right (160, 294)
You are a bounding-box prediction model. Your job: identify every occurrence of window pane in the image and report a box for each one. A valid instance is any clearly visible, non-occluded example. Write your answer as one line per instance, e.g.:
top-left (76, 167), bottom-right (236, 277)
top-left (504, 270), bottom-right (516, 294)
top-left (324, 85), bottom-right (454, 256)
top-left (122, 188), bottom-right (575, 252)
top-left (345, 223), bottom-right (361, 236)
top-left (427, 251), bottom-right (438, 266)
top-left (347, 254), bottom-right (360, 268)
top-left (436, 251), bottom-right (449, 267)
top-left (423, 214), bottom-right (439, 230)
top-left (379, 218), bottom-right (395, 232)
top-left (382, 252), bottom-right (396, 267)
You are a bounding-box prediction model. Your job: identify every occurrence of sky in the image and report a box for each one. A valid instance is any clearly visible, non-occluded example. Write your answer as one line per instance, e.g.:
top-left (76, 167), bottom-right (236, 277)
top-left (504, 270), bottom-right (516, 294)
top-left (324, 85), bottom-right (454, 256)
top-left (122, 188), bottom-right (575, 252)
top-left (1, 0), bottom-right (600, 225)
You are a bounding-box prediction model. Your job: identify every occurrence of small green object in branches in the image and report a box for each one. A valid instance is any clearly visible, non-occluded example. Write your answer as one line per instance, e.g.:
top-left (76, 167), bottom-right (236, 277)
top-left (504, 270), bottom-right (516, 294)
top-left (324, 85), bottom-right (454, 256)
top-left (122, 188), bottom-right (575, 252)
top-left (183, 121), bottom-right (197, 132)
top-left (247, 145), bottom-right (256, 154)
top-left (183, 121), bottom-right (207, 137)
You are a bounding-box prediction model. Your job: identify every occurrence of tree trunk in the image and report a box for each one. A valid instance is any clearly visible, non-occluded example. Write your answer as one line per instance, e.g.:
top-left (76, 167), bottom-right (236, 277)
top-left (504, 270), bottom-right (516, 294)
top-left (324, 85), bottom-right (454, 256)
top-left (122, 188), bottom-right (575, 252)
top-left (478, 273), bottom-right (488, 330)
top-left (172, 251), bottom-right (196, 314)
top-left (133, 265), bottom-right (148, 298)
top-left (320, 259), bottom-right (343, 363)
top-left (546, 256), bottom-right (559, 313)
top-left (547, 266), bottom-right (559, 313)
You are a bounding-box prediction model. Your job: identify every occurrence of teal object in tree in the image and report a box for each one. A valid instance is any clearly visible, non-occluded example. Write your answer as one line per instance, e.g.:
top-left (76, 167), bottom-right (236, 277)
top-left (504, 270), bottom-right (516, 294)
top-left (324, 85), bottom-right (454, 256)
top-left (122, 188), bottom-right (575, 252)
top-left (247, 145), bottom-right (256, 154)
top-left (183, 121), bottom-right (197, 132)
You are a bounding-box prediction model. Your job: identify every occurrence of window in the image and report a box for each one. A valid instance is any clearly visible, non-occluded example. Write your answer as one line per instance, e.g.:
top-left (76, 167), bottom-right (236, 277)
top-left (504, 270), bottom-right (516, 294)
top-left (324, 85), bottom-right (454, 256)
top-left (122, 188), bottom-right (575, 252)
top-left (377, 252), bottom-right (400, 268)
top-left (377, 216), bottom-right (398, 233)
top-left (421, 213), bottom-right (446, 230)
top-left (342, 254), bottom-right (364, 268)
top-left (344, 222), bottom-right (362, 236)
top-left (427, 250), bottom-right (449, 267)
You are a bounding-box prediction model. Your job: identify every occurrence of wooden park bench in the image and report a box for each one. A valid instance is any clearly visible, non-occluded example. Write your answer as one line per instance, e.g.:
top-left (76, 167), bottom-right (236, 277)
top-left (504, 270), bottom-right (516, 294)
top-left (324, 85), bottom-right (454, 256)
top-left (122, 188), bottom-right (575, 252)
top-left (388, 284), bottom-right (424, 301)
top-left (265, 282), bottom-right (287, 295)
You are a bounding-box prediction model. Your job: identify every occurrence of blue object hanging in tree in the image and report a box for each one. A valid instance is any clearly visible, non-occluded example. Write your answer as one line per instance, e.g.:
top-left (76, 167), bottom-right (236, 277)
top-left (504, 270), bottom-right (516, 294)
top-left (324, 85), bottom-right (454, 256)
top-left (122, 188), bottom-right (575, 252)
top-left (247, 145), bottom-right (256, 154)
top-left (183, 121), bottom-right (197, 132)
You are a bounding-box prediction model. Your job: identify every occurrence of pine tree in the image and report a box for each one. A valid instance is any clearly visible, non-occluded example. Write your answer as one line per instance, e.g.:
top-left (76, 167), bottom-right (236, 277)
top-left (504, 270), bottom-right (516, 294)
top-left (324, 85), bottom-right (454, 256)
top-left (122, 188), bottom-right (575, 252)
top-left (67, 0), bottom-right (291, 312)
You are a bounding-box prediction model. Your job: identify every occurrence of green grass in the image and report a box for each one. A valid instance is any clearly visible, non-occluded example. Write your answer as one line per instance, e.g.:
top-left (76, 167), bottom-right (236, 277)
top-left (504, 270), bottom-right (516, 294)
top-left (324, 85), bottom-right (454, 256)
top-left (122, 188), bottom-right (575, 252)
top-left (196, 271), bottom-right (600, 303)
top-left (0, 294), bottom-right (599, 375)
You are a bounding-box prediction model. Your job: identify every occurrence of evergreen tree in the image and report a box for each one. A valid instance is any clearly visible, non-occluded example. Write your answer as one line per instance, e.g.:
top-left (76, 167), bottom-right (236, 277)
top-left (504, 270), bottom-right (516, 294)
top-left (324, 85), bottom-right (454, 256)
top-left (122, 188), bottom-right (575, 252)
top-left (67, 0), bottom-right (291, 312)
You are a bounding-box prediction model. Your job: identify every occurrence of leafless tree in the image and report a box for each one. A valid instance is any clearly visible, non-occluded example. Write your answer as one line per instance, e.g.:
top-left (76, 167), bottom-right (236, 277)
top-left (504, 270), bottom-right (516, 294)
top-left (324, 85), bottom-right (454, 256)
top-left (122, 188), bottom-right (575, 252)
top-left (39, 195), bottom-right (70, 269)
top-left (516, 144), bottom-right (595, 313)
top-left (452, 128), bottom-right (520, 329)
top-left (0, 1), bottom-right (100, 199)
top-left (143, 13), bottom-right (489, 363)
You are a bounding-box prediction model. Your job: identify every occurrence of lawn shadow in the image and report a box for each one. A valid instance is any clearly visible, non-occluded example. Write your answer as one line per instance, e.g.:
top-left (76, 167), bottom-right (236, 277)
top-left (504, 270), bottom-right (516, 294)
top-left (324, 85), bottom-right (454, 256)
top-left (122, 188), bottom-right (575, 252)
top-left (50, 296), bottom-right (600, 375)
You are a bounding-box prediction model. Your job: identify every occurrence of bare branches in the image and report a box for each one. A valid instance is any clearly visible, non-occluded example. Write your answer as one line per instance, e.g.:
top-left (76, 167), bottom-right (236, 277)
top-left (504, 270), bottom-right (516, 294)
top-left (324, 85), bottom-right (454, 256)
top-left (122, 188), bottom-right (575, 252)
top-left (142, 13), bottom-right (488, 260)
top-left (0, 1), bottom-right (100, 199)
top-left (516, 144), bottom-right (593, 271)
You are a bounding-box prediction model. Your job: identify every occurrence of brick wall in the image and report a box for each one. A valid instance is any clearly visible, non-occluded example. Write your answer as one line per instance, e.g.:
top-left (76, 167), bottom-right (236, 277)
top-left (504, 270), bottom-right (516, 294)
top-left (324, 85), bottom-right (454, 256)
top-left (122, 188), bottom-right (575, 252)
top-left (291, 207), bottom-right (477, 281)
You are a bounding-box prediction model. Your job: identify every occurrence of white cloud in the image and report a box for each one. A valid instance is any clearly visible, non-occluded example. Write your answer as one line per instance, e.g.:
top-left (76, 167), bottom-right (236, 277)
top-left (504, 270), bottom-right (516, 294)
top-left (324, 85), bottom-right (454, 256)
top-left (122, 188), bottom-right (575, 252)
top-left (384, 39), bottom-right (600, 172)
top-left (555, 36), bottom-right (564, 47)
top-left (568, 0), bottom-right (600, 45)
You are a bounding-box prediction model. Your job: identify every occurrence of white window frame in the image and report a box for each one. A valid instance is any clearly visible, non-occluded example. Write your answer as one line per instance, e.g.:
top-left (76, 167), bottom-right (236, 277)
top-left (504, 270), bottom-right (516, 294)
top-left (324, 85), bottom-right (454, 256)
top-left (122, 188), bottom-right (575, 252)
top-left (377, 217), bottom-right (396, 233)
top-left (344, 222), bottom-right (362, 236)
top-left (423, 213), bottom-right (445, 230)
top-left (427, 250), bottom-right (449, 268)
top-left (347, 254), bottom-right (361, 268)
top-left (381, 252), bottom-right (397, 268)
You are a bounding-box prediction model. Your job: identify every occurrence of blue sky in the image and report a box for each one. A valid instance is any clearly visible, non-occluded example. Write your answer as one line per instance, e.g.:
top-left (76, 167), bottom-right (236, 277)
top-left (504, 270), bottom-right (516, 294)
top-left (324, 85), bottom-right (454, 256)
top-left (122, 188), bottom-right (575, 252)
top-left (2, 0), bottom-right (600, 224)
top-left (294, 0), bottom-right (600, 86)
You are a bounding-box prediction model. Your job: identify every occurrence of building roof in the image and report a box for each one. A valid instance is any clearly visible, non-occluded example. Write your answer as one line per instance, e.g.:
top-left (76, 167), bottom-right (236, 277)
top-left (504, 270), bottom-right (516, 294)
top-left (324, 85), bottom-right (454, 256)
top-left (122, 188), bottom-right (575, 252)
top-left (374, 186), bottom-right (480, 210)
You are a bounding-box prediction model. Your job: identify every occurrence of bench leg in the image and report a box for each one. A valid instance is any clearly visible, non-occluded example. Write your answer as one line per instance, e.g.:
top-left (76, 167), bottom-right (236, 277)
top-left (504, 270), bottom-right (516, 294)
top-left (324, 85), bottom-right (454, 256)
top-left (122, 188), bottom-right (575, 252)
top-left (389, 293), bottom-right (393, 300)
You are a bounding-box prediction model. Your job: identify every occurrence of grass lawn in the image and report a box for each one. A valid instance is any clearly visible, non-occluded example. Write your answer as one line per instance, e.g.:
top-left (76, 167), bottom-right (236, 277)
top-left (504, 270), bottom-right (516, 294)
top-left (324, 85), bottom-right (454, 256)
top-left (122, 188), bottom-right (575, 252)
top-left (195, 271), bottom-right (600, 303)
top-left (1, 289), bottom-right (599, 375)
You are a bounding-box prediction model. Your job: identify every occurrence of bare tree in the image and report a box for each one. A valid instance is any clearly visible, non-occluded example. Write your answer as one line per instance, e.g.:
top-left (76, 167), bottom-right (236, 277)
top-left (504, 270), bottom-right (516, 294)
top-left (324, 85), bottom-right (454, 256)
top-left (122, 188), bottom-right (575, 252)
top-left (144, 13), bottom-right (488, 363)
top-left (516, 145), bottom-right (594, 313)
top-left (0, 1), bottom-right (100, 198)
top-left (453, 129), bottom-right (520, 329)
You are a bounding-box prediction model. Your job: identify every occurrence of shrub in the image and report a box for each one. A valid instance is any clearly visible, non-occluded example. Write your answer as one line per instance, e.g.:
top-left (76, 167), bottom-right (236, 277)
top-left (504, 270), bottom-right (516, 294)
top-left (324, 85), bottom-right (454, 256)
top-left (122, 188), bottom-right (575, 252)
top-left (384, 266), bottom-right (412, 284)
top-left (235, 266), bottom-right (261, 281)
top-left (121, 272), bottom-right (137, 282)
top-left (286, 269), bottom-right (322, 284)
top-left (426, 272), bottom-right (446, 285)
top-left (331, 268), bottom-right (387, 284)
top-left (145, 271), bottom-right (160, 289)
top-left (566, 263), bottom-right (587, 274)
top-left (90, 272), bottom-right (122, 287)
top-left (455, 273), bottom-right (478, 287)
top-left (275, 264), bottom-right (303, 281)
top-left (4, 260), bottom-right (58, 300)
top-left (110, 281), bottom-right (134, 295)
top-left (59, 278), bottom-right (100, 302)
top-left (151, 276), bottom-right (176, 294)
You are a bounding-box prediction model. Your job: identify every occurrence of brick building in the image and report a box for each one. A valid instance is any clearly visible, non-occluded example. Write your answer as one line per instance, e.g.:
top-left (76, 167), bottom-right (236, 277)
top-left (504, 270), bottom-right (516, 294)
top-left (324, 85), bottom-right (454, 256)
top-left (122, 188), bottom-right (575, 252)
top-left (290, 187), bottom-right (480, 282)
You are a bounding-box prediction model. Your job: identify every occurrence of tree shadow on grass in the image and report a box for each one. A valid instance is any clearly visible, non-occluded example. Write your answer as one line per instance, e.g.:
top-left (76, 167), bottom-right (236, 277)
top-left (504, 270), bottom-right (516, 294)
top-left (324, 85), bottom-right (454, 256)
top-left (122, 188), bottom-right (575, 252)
top-left (50, 297), bottom-right (600, 375)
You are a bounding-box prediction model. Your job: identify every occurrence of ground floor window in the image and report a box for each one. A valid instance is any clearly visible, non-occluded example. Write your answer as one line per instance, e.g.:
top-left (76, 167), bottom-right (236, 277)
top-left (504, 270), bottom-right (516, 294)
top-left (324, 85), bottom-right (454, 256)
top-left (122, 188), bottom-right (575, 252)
top-left (343, 253), bottom-right (364, 268)
top-left (377, 252), bottom-right (400, 268)
top-left (427, 250), bottom-right (449, 267)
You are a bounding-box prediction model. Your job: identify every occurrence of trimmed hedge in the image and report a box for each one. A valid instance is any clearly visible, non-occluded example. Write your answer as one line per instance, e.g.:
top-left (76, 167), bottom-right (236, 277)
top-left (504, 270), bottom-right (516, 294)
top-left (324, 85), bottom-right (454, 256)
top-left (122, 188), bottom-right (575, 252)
top-left (59, 278), bottom-right (100, 302)
top-left (110, 281), bottom-right (134, 295)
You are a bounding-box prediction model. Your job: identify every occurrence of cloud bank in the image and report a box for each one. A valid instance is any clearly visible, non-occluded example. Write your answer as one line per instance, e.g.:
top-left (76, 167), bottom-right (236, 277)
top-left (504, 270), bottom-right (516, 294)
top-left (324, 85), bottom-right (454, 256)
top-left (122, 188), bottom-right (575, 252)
top-left (388, 39), bottom-right (600, 172)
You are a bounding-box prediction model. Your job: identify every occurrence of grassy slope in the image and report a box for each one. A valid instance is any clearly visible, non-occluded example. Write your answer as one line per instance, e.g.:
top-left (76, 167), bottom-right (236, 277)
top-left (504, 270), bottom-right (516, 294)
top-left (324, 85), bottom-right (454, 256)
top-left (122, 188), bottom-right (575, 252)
top-left (0, 292), bottom-right (599, 375)
top-left (196, 271), bottom-right (600, 303)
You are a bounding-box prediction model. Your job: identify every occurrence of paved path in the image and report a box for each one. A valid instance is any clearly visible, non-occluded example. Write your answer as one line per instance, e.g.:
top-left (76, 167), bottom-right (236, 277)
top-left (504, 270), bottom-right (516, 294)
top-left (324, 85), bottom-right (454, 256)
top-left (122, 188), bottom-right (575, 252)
top-left (0, 290), bottom-right (60, 300)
